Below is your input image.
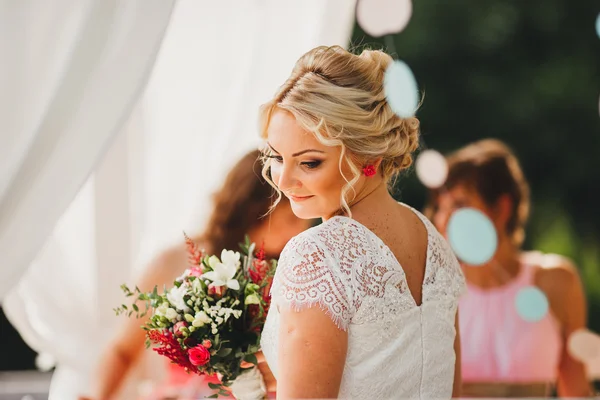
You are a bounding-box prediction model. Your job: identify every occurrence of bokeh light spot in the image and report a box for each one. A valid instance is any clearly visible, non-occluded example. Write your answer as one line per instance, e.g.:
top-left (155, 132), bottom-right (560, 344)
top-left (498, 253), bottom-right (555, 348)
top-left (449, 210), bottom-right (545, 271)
top-left (356, 0), bottom-right (413, 37)
top-left (416, 150), bottom-right (448, 188)
top-left (384, 60), bottom-right (419, 118)
top-left (447, 208), bottom-right (498, 265)
top-left (567, 328), bottom-right (600, 363)
top-left (515, 286), bottom-right (549, 323)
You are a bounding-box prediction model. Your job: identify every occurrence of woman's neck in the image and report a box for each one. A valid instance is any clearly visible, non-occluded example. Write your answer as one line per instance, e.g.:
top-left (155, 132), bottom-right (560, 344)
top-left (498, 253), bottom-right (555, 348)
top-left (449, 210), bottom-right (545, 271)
top-left (326, 179), bottom-right (395, 221)
top-left (353, 182), bottom-right (396, 214)
top-left (462, 237), bottom-right (522, 289)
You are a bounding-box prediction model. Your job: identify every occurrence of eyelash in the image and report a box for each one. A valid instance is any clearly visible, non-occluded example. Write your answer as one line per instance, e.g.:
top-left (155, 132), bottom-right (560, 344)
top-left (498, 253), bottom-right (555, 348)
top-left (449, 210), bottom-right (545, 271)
top-left (302, 161), bottom-right (321, 169)
top-left (265, 155), bottom-right (321, 170)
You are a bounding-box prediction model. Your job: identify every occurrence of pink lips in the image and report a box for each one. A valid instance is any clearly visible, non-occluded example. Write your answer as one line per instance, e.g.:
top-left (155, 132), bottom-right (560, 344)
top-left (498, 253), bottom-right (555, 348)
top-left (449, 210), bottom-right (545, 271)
top-left (288, 194), bottom-right (313, 202)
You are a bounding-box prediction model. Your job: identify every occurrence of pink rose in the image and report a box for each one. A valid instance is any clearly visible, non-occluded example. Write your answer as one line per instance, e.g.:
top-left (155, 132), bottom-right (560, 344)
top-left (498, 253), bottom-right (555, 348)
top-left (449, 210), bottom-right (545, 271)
top-left (202, 339), bottom-right (212, 349)
top-left (188, 267), bottom-right (203, 277)
top-left (188, 345), bottom-right (211, 367)
top-left (173, 321), bottom-right (188, 337)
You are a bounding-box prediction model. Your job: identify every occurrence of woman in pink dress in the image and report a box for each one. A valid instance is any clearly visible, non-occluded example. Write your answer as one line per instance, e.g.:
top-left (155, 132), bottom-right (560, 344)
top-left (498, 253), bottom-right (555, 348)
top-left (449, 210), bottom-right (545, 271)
top-left (83, 150), bottom-right (309, 400)
top-left (426, 139), bottom-right (592, 397)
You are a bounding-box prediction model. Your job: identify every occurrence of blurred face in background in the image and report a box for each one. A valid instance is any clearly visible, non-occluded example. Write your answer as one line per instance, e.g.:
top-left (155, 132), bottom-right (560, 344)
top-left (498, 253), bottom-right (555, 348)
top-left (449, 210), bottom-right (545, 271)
top-left (266, 109), bottom-right (357, 220)
top-left (432, 183), bottom-right (504, 239)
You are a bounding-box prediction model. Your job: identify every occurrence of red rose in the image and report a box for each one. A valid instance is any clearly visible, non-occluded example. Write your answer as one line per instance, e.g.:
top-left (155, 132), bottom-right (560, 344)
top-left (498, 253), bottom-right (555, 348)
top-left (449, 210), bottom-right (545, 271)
top-left (188, 345), bottom-right (211, 366)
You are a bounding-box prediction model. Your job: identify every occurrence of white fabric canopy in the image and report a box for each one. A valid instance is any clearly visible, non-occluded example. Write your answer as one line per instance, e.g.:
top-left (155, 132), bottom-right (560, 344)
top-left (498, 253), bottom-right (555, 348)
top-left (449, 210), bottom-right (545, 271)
top-left (3, 1), bottom-right (357, 398)
top-left (0, 0), bottom-right (176, 298)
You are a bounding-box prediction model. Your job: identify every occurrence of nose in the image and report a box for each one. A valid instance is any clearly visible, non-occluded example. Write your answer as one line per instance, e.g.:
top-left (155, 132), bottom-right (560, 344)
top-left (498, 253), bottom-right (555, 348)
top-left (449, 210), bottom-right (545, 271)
top-left (275, 164), bottom-right (301, 193)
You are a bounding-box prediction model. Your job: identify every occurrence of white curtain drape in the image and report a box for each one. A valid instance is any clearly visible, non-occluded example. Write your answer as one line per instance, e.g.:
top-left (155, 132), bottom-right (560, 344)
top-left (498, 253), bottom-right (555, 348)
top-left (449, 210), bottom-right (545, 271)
top-left (0, 0), bottom-right (176, 297)
top-left (136, 0), bottom-right (358, 258)
top-left (3, 1), bottom-right (356, 399)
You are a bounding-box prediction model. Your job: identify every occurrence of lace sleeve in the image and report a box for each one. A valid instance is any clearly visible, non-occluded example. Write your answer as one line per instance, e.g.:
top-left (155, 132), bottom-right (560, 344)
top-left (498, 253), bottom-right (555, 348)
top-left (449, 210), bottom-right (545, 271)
top-left (270, 232), bottom-right (353, 330)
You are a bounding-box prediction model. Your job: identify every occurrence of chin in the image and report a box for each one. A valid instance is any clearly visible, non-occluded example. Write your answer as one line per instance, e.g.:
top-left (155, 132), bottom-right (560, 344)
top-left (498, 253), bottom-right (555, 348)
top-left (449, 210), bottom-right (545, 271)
top-left (289, 203), bottom-right (321, 220)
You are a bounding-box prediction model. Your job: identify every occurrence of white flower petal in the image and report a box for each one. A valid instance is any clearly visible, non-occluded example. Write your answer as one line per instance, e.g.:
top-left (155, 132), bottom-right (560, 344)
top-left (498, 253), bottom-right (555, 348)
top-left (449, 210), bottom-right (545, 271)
top-left (154, 303), bottom-right (169, 317)
top-left (221, 250), bottom-right (240, 266)
top-left (208, 255), bottom-right (220, 269)
top-left (227, 279), bottom-right (240, 291)
top-left (214, 261), bottom-right (228, 274)
top-left (166, 286), bottom-right (190, 312)
top-left (202, 271), bottom-right (218, 281)
top-left (221, 250), bottom-right (233, 263)
top-left (195, 311), bottom-right (212, 324)
top-left (222, 262), bottom-right (237, 279)
top-left (165, 308), bottom-right (179, 321)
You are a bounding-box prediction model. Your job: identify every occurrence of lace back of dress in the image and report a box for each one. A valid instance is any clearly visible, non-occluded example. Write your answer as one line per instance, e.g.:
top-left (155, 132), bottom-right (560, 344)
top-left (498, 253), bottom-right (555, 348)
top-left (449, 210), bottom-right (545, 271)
top-left (271, 207), bottom-right (466, 331)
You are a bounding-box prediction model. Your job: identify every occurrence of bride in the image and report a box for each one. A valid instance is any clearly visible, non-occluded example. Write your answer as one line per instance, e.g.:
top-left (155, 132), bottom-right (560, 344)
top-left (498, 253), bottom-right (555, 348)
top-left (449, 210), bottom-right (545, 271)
top-left (233, 45), bottom-right (467, 399)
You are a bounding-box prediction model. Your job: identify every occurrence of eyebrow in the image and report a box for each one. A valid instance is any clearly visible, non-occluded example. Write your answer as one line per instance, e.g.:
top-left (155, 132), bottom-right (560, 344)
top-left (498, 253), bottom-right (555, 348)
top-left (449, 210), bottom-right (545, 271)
top-left (268, 143), bottom-right (325, 157)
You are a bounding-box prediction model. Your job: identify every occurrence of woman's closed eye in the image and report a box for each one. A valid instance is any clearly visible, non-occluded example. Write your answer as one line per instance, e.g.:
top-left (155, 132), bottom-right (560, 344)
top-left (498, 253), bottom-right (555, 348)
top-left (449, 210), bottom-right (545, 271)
top-left (301, 160), bottom-right (322, 170)
top-left (266, 154), bottom-right (321, 170)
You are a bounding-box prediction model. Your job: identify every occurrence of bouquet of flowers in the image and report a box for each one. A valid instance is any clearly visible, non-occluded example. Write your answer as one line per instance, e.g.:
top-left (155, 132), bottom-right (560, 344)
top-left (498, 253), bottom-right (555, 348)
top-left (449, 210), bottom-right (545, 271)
top-left (115, 234), bottom-right (276, 397)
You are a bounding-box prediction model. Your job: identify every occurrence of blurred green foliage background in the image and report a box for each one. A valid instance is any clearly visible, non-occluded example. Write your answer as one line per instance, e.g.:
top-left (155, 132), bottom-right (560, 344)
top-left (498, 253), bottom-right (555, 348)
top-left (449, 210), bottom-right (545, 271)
top-left (351, 0), bottom-right (600, 331)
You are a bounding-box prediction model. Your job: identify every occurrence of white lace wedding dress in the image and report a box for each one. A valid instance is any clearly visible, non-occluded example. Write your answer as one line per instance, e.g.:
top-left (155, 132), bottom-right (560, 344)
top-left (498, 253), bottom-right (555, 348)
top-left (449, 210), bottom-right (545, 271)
top-left (260, 205), bottom-right (466, 399)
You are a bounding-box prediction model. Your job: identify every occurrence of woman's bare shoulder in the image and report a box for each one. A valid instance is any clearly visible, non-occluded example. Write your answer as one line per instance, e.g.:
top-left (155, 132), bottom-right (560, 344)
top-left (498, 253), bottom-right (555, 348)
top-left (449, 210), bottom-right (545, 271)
top-left (523, 251), bottom-right (584, 318)
top-left (523, 251), bottom-right (580, 281)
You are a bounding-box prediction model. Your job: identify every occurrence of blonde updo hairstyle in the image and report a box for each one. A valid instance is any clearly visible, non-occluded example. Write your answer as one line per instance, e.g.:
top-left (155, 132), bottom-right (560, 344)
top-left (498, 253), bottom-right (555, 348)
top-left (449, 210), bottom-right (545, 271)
top-left (260, 45), bottom-right (420, 216)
